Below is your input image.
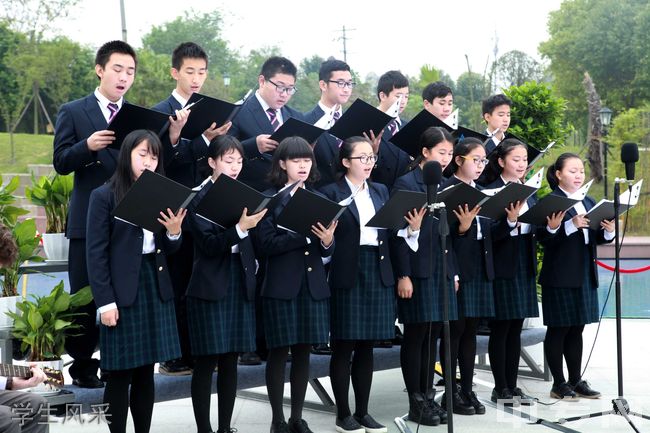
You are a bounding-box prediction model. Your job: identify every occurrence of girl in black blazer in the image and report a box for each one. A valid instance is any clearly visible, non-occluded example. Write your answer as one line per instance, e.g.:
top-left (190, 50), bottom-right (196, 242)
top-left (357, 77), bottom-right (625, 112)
top-left (482, 139), bottom-right (564, 405)
top-left (86, 130), bottom-right (186, 433)
top-left (255, 137), bottom-right (336, 433)
top-left (392, 127), bottom-right (456, 426)
top-left (186, 136), bottom-right (267, 433)
top-left (439, 137), bottom-right (496, 416)
top-left (540, 153), bottom-right (614, 400)
top-left (320, 136), bottom-right (398, 433)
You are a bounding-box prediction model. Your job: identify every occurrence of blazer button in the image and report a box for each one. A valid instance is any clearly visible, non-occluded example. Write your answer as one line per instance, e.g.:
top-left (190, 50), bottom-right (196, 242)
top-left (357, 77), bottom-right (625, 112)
top-left (307, 267), bottom-right (313, 272)
top-left (158, 266), bottom-right (163, 271)
top-left (379, 240), bottom-right (383, 245)
top-left (96, 160), bottom-right (102, 165)
top-left (485, 251), bottom-right (488, 255)
top-left (304, 251), bottom-right (310, 256)
top-left (156, 249), bottom-right (161, 254)
top-left (380, 255), bottom-right (385, 260)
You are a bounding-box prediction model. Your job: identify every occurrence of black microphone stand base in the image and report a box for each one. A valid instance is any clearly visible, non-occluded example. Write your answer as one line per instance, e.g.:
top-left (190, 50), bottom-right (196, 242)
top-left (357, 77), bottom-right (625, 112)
top-left (557, 398), bottom-right (650, 433)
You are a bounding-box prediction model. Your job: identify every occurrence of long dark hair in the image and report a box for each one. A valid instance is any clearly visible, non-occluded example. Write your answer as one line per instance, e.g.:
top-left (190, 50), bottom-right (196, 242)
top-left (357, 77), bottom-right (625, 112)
top-left (268, 136), bottom-right (320, 187)
top-left (335, 136), bottom-right (373, 179)
top-left (481, 138), bottom-right (527, 185)
top-left (448, 137), bottom-right (485, 174)
top-left (409, 126), bottom-right (454, 169)
top-left (110, 129), bottom-right (164, 204)
top-left (546, 152), bottom-right (582, 190)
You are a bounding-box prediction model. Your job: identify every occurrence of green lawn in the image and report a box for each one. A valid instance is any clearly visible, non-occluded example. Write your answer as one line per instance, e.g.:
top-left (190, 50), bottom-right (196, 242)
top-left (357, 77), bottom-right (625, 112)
top-left (0, 132), bottom-right (54, 173)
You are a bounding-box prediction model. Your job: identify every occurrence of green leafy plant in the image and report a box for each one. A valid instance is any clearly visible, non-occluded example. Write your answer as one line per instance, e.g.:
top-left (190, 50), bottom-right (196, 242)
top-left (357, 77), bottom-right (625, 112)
top-left (7, 282), bottom-right (93, 361)
top-left (0, 219), bottom-right (43, 297)
top-left (0, 174), bottom-right (29, 228)
top-left (25, 172), bottom-right (73, 233)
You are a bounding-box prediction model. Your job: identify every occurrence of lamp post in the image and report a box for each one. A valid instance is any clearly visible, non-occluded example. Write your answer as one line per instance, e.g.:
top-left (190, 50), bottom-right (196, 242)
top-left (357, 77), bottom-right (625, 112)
top-left (599, 107), bottom-right (613, 199)
top-left (223, 73), bottom-right (231, 99)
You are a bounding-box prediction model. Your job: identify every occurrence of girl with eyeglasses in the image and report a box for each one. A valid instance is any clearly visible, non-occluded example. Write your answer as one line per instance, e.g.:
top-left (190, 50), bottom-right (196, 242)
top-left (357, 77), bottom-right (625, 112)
top-left (320, 136), bottom-right (412, 433)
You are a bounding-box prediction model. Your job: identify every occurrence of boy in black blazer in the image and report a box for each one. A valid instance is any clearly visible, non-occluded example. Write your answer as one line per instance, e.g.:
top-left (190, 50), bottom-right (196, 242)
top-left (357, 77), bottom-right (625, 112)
top-left (52, 40), bottom-right (137, 389)
top-left (482, 94), bottom-right (512, 155)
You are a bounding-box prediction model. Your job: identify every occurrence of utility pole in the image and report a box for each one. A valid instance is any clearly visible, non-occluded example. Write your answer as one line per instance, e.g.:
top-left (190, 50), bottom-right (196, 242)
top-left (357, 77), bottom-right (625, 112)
top-left (337, 25), bottom-right (355, 63)
top-left (120, 0), bottom-right (127, 42)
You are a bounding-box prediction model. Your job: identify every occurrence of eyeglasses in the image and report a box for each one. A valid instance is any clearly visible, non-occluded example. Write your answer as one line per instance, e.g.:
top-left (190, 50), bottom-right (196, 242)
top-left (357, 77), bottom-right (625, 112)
top-left (348, 154), bottom-right (378, 165)
top-left (460, 155), bottom-right (489, 166)
top-left (266, 78), bottom-right (297, 95)
top-left (327, 80), bottom-right (356, 89)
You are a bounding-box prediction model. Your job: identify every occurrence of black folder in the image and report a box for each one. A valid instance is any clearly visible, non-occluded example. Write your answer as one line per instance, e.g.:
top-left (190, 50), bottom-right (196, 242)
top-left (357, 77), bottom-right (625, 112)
top-left (478, 182), bottom-right (538, 220)
top-left (269, 117), bottom-right (326, 144)
top-left (584, 201), bottom-right (633, 230)
top-left (112, 170), bottom-right (196, 232)
top-left (518, 194), bottom-right (580, 226)
top-left (328, 98), bottom-right (394, 140)
top-left (365, 190), bottom-right (427, 229)
top-left (194, 175), bottom-right (293, 228)
top-left (436, 182), bottom-right (490, 222)
top-left (107, 104), bottom-right (170, 150)
top-left (180, 92), bottom-right (242, 139)
top-left (486, 133), bottom-right (555, 170)
top-left (276, 188), bottom-right (347, 238)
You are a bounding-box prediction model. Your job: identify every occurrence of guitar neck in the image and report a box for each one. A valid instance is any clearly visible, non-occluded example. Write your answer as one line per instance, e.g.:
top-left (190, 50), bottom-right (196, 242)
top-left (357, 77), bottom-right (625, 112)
top-left (0, 363), bottom-right (33, 379)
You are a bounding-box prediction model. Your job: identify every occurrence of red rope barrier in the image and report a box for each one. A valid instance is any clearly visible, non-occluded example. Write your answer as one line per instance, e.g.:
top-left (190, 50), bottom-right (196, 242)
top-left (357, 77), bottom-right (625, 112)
top-left (596, 260), bottom-right (650, 274)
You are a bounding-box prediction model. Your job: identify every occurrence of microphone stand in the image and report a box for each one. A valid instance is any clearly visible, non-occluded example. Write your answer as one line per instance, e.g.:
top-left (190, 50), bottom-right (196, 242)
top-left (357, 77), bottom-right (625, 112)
top-left (558, 178), bottom-right (649, 432)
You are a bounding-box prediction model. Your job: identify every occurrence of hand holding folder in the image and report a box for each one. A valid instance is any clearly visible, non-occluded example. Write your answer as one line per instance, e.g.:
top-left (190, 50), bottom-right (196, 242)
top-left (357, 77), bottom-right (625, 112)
top-left (107, 104), bottom-right (170, 150)
top-left (276, 188), bottom-right (348, 238)
top-left (180, 92), bottom-right (245, 139)
top-left (585, 180), bottom-right (643, 229)
top-left (365, 190), bottom-right (427, 229)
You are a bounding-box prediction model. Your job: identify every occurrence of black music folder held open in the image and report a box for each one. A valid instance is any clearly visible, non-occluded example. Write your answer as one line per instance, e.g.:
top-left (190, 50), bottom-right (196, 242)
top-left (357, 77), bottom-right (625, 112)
top-left (486, 132), bottom-right (555, 171)
top-left (276, 188), bottom-right (347, 238)
top-left (518, 194), bottom-right (580, 226)
top-left (585, 180), bottom-right (643, 230)
top-left (194, 175), bottom-right (294, 228)
top-left (436, 182), bottom-right (490, 223)
top-left (365, 190), bottom-right (427, 230)
top-left (478, 182), bottom-right (538, 220)
top-left (180, 93), bottom-right (243, 139)
top-left (107, 104), bottom-right (170, 150)
top-left (328, 98), bottom-right (394, 140)
top-left (269, 117), bottom-right (326, 144)
top-left (112, 169), bottom-right (196, 232)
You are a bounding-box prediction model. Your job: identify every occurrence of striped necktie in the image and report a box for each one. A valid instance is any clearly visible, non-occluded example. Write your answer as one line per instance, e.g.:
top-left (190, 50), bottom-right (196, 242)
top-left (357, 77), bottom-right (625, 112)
top-left (387, 119), bottom-right (398, 137)
top-left (267, 108), bottom-right (280, 131)
top-left (332, 111), bottom-right (343, 147)
top-left (107, 103), bottom-right (119, 122)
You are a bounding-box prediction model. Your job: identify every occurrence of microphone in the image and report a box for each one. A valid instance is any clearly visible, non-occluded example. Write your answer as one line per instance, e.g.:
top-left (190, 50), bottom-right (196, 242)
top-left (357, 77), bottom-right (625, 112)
top-left (620, 142), bottom-right (639, 181)
top-left (422, 160), bottom-right (442, 208)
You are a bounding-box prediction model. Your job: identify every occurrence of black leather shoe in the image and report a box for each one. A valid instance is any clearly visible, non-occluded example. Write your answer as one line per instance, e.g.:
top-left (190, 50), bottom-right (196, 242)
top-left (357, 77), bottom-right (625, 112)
top-left (311, 343), bottom-right (332, 355)
top-left (511, 387), bottom-right (536, 405)
top-left (159, 359), bottom-right (192, 376)
top-left (550, 382), bottom-right (579, 401)
top-left (425, 389), bottom-right (447, 424)
top-left (72, 375), bottom-right (104, 388)
top-left (353, 414), bottom-right (386, 433)
top-left (408, 392), bottom-right (440, 426)
top-left (335, 415), bottom-right (365, 433)
top-left (216, 429), bottom-right (237, 433)
top-left (239, 352), bottom-right (262, 366)
top-left (491, 388), bottom-right (519, 406)
top-left (571, 380), bottom-right (601, 399)
top-left (441, 391), bottom-right (475, 415)
top-left (270, 420), bottom-right (290, 433)
top-left (462, 390), bottom-right (486, 414)
top-left (288, 418), bottom-right (313, 433)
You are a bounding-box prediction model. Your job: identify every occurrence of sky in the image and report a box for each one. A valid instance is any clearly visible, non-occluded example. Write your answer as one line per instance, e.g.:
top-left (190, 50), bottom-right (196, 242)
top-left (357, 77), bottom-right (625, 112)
top-left (57, 0), bottom-right (565, 81)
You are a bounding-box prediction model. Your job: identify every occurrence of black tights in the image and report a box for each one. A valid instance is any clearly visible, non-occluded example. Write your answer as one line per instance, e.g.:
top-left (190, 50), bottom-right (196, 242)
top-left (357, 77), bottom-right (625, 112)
top-left (544, 325), bottom-right (584, 386)
top-left (330, 339), bottom-right (374, 419)
top-left (191, 352), bottom-right (238, 433)
top-left (104, 364), bottom-right (155, 433)
top-left (488, 319), bottom-right (524, 391)
top-left (265, 344), bottom-right (311, 423)
top-left (400, 322), bottom-right (443, 395)
top-left (443, 317), bottom-right (479, 393)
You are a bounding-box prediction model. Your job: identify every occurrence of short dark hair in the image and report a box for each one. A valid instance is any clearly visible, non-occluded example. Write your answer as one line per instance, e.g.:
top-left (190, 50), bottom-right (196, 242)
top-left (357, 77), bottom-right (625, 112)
top-left (268, 137), bottom-right (319, 187)
top-left (482, 94), bottom-right (512, 115)
top-left (172, 42), bottom-right (208, 70)
top-left (197, 135), bottom-right (245, 179)
top-left (422, 81), bottom-right (453, 103)
top-left (95, 40), bottom-right (137, 71)
top-left (319, 59), bottom-right (350, 81)
top-left (547, 152), bottom-right (582, 190)
top-left (336, 136), bottom-right (373, 178)
top-left (0, 225), bottom-right (18, 268)
top-left (376, 70), bottom-right (408, 100)
top-left (448, 137), bottom-right (485, 174)
top-left (260, 56), bottom-right (297, 80)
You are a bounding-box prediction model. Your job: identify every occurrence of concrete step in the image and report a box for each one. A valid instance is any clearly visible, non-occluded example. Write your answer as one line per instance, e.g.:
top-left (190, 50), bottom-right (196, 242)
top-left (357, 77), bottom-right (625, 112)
top-left (1, 173), bottom-right (32, 197)
top-left (27, 164), bottom-right (55, 178)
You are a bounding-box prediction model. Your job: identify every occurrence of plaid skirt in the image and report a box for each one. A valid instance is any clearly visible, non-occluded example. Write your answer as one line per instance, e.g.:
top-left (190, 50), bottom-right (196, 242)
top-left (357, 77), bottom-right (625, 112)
top-left (398, 274), bottom-right (458, 324)
top-left (457, 253), bottom-right (495, 318)
top-left (262, 277), bottom-right (329, 349)
top-left (493, 239), bottom-right (539, 320)
top-left (331, 247), bottom-right (396, 340)
top-left (542, 254), bottom-right (599, 327)
top-left (100, 254), bottom-right (181, 371)
top-left (186, 255), bottom-right (256, 356)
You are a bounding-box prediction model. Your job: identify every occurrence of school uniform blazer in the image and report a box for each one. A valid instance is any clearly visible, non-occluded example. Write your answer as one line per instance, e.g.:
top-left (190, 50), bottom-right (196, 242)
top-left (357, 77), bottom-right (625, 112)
top-left (185, 182), bottom-right (257, 301)
top-left (228, 97), bottom-right (304, 191)
top-left (484, 137), bottom-right (497, 155)
top-left (319, 179), bottom-right (394, 289)
top-left (371, 122), bottom-right (412, 189)
top-left (538, 189), bottom-right (612, 288)
top-left (303, 105), bottom-right (340, 188)
top-left (255, 187), bottom-right (334, 300)
top-left (391, 168), bottom-right (458, 281)
top-left (86, 184), bottom-right (181, 309)
top-left (153, 95), bottom-right (209, 187)
top-left (53, 94), bottom-right (119, 239)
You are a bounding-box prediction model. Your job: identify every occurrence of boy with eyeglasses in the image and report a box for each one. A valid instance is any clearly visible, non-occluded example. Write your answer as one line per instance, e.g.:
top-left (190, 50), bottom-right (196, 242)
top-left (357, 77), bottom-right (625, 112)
top-left (303, 58), bottom-right (355, 187)
top-left (229, 56), bottom-right (304, 192)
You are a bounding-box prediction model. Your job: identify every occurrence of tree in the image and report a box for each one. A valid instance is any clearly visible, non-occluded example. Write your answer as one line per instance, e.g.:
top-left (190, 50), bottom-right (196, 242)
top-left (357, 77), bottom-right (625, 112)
top-left (0, 0), bottom-right (81, 39)
top-left (454, 72), bottom-right (489, 130)
top-left (496, 50), bottom-right (545, 88)
top-left (125, 49), bottom-right (173, 107)
top-left (300, 55), bottom-right (325, 76)
top-left (0, 23), bottom-right (24, 138)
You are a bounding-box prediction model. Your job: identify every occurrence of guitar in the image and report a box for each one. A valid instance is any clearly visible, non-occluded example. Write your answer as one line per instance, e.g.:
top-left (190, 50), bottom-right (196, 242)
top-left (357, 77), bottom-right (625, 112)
top-left (0, 363), bottom-right (64, 389)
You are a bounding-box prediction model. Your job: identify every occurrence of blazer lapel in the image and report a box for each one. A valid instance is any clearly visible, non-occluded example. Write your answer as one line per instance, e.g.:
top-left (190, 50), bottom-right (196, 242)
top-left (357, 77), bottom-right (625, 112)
top-left (85, 95), bottom-right (107, 132)
top-left (338, 180), bottom-right (360, 225)
top-left (248, 97), bottom-right (273, 133)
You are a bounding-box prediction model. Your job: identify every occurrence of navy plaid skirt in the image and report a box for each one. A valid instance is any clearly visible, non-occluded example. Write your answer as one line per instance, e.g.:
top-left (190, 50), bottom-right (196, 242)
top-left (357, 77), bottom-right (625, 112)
top-left (398, 274), bottom-right (458, 324)
top-left (493, 239), bottom-right (539, 320)
top-left (262, 276), bottom-right (329, 349)
top-left (542, 253), bottom-right (599, 327)
top-left (100, 254), bottom-right (181, 371)
top-left (331, 247), bottom-right (396, 340)
top-left (457, 252), bottom-right (495, 318)
top-left (186, 255), bottom-right (256, 356)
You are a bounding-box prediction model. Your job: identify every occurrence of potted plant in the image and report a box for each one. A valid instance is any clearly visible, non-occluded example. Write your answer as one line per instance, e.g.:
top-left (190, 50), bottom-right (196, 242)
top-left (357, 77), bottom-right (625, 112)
top-left (25, 172), bottom-right (73, 261)
top-left (7, 281), bottom-right (93, 393)
top-left (0, 174), bottom-right (29, 228)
